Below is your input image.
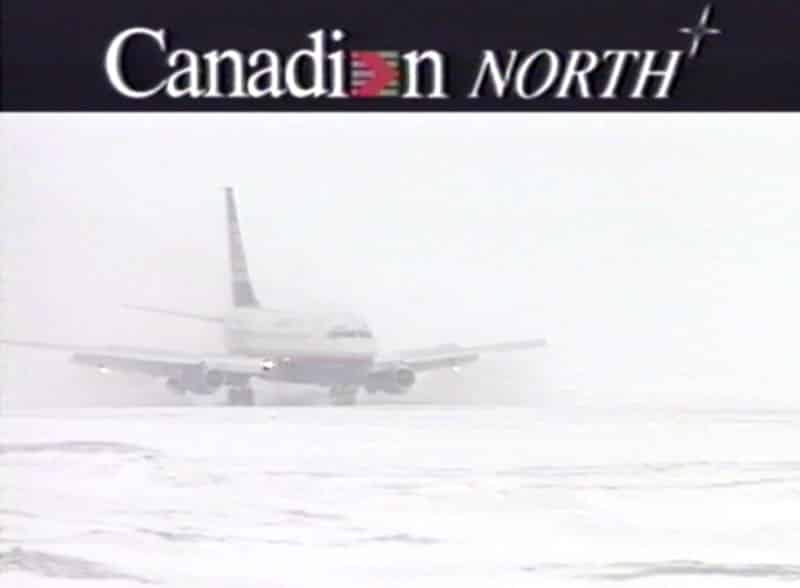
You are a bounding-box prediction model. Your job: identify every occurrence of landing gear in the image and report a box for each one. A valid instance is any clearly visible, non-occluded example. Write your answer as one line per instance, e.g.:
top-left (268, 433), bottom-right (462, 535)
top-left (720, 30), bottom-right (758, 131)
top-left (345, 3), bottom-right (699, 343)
top-left (227, 386), bottom-right (255, 406)
top-left (329, 385), bottom-right (358, 406)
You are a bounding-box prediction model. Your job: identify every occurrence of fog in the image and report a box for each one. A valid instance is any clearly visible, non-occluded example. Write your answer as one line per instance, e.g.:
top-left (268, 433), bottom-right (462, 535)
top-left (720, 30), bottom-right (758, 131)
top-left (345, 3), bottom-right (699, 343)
top-left (1, 113), bottom-right (799, 409)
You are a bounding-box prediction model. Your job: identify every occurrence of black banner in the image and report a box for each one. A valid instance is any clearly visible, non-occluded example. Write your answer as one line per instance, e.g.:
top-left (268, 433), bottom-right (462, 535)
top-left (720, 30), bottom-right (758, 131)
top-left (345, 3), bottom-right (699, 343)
top-left (3, 0), bottom-right (800, 110)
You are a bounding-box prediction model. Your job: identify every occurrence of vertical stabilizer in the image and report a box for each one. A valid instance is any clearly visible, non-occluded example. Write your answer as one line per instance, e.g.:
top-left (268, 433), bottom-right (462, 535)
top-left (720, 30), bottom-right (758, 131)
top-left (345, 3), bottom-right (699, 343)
top-left (225, 187), bottom-right (260, 308)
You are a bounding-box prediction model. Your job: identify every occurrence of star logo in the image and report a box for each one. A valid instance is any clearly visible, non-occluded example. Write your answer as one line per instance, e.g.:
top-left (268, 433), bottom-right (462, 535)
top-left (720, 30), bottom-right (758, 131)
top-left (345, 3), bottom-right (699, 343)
top-left (679, 3), bottom-right (722, 58)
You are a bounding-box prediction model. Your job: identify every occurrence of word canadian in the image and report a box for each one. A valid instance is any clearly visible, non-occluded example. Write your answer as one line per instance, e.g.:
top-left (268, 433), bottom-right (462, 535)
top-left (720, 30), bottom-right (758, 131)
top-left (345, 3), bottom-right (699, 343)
top-left (105, 27), bottom-right (687, 100)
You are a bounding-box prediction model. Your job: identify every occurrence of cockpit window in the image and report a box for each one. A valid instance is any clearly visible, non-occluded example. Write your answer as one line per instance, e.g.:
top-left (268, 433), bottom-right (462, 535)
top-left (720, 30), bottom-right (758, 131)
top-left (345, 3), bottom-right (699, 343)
top-left (328, 327), bottom-right (373, 339)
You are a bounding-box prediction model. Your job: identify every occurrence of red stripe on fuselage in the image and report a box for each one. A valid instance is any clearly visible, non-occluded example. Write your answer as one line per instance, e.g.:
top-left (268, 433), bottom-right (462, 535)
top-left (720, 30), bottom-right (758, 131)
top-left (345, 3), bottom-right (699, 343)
top-left (253, 352), bottom-right (375, 366)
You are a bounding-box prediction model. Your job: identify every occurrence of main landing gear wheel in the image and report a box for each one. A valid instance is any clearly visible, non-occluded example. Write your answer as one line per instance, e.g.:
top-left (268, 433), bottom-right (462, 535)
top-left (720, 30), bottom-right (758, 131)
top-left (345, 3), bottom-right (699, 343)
top-left (329, 385), bottom-right (358, 406)
top-left (228, 386), bottom-right (255, 406)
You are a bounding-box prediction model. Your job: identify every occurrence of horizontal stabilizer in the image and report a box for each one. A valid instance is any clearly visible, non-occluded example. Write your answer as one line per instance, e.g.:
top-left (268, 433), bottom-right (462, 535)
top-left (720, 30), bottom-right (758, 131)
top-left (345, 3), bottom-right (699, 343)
top-left (122, 305), bottom-right (224, 324)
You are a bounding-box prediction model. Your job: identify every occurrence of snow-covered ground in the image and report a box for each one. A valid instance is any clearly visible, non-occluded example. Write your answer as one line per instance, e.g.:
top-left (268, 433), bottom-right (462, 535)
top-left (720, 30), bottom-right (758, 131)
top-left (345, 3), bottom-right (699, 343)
top-left (2, 405), bottom-right (800, 587)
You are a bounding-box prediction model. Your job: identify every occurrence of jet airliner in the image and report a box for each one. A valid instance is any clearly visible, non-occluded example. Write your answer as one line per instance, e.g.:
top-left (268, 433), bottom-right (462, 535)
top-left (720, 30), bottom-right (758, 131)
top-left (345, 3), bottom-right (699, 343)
top-left (1, 188), bottom-right (546, 405)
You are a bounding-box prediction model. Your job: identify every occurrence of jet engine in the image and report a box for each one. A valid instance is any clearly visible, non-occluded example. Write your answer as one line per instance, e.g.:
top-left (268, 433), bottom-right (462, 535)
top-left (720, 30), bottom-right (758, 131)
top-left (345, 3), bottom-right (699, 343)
top-left (164, 364), bottom-right (249, 395)
top-left (365, 365), bottom-right (416, 395)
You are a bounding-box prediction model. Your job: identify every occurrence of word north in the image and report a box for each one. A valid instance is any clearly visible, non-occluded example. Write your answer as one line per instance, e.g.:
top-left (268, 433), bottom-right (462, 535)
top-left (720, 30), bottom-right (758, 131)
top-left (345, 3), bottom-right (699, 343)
top-left (104, 28), bottom-right (447, 99)
top-left (469, 49), bottom-right (685, 99)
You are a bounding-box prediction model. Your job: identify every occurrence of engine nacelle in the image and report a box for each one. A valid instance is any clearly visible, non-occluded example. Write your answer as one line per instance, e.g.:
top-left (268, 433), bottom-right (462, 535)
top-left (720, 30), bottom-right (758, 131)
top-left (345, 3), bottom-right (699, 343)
top-left (204, 369), bottom-right (226, 389)
top-left (365, 365), bottom-right (416, 395)
top-left (165, 377), bottom-right (189, 394)
top-left (164, 365), bottom-right (249, 395)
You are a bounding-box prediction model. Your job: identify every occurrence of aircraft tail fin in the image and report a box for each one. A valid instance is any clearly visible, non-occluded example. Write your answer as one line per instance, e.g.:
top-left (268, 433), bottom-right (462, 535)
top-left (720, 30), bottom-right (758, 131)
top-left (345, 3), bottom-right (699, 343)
top-left (225, 187), bottom-right (260, 308)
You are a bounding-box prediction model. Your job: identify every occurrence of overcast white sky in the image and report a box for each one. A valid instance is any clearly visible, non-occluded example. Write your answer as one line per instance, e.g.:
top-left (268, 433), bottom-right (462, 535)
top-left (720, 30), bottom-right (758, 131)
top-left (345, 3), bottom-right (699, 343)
top-left (2, 114), bottom-right (799, 408)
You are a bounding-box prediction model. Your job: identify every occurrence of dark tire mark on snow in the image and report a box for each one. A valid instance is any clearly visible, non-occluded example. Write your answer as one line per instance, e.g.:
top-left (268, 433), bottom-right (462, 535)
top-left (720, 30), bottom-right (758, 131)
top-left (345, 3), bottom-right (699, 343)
top-left (588, 560), bottom-right (800, 581)
top-left (361, 533), bottom-right (440, 545)
top-left (0, 547), bottom-right (155, 583)
top-left (522, 560), bottom-right (800, 581)
top-left (284, 509), bottom-right (346, 521)
top-left (0, 441), bottom-right (158, 457)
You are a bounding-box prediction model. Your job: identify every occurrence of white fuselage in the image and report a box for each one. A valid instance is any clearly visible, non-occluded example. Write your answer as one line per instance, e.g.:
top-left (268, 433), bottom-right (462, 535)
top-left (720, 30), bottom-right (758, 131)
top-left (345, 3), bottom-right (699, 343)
top-left (221, 307), bottom-right (378, 386)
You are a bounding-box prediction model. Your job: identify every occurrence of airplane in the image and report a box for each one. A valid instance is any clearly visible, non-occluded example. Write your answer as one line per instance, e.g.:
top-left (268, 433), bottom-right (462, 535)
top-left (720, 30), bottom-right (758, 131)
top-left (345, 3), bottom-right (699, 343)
top-left (1, 188), bottom-right (546, 406)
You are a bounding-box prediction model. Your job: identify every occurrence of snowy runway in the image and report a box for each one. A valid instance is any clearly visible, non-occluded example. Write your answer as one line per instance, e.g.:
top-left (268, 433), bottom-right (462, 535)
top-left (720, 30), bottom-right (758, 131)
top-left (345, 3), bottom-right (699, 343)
top-left (3, 406), bottom-right (800, 586)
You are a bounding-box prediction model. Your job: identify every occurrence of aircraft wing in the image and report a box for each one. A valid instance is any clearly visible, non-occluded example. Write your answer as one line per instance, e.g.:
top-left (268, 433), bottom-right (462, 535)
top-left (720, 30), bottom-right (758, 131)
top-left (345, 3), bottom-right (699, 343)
top-left (373, 338), bottom-right (547, 373)
top-left (0, 339), bottom-right (269, 379)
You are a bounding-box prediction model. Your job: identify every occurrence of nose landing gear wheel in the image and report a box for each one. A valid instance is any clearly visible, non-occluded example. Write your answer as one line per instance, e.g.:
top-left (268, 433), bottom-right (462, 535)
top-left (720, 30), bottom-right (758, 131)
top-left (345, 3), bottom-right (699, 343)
top-left (228, 386), bottom-right (255, 406)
